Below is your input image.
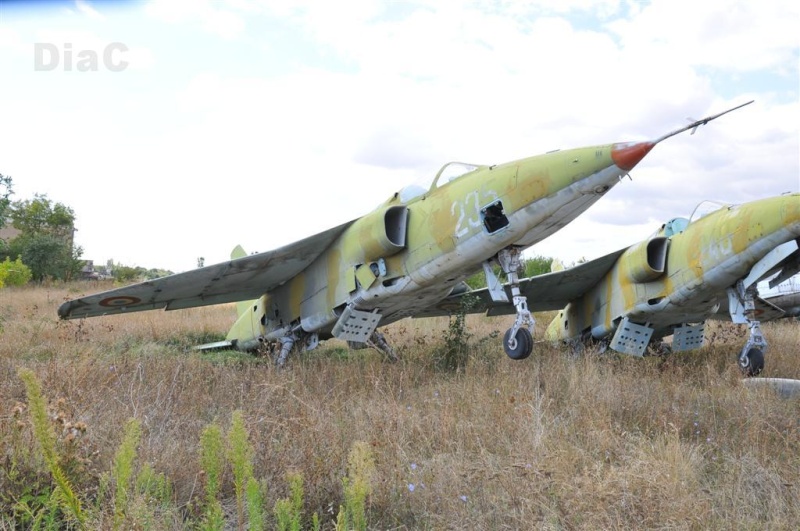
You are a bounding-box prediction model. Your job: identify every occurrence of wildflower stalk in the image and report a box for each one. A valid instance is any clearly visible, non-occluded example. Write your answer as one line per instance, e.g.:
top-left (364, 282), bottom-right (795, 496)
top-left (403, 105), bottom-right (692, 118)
top-left (18, 368), bottom-right (85, 529)
top-left (227, 410), bottom-right (253, 531)
top-left (340, 441), bottom-right (375, 531)
top-left (199, 423), bottom-right (225, 530)
top-left (274, 472), bottom-right (303, 531)
top-left (112, 418), bottom-right (141, 530)
top-left (246, 477), bottom-right (265, 531)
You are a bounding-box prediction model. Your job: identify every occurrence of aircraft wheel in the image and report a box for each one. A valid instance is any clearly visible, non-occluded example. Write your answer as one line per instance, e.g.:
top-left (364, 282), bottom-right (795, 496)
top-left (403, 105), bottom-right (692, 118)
top-left (739, 347), bottom-right (765, 377)
top-left (504, 328), bottom-right (533, 360)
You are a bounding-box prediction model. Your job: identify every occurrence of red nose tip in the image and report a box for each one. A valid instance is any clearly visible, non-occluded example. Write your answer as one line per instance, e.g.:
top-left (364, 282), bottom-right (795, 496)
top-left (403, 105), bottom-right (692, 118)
top-left (611, 141), bottom-right (656, 171)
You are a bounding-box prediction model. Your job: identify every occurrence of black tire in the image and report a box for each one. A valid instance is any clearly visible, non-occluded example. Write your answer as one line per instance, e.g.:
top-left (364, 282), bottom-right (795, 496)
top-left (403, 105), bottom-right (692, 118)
top-left (739, 347), bottom-right (765, 377)
top-left (504, 327), bottom-right (533, 360)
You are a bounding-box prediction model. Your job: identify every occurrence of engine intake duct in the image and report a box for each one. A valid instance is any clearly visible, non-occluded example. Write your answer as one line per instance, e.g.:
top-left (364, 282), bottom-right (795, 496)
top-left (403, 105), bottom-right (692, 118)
top-left (621, 237), bottom-right (669, 283)
top-left (358, 205), bottom-right (409, 262)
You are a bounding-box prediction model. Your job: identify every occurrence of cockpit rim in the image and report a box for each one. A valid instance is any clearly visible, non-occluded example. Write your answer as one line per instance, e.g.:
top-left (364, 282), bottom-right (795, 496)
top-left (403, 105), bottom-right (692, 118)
top-left (397, 161), bottom-right (485, 203)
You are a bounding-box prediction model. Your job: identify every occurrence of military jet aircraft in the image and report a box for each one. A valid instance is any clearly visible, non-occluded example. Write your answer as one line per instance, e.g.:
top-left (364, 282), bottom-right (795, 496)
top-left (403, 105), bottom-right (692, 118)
top-left (430, 193), bottom-right (799, 375)
top-left (58, 102), bottom-right (752, 365)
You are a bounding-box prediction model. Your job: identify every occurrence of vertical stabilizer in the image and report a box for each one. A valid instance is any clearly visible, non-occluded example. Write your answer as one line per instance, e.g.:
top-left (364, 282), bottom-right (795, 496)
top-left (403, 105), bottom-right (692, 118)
top-left (231, 245), bottom-right (251, 317)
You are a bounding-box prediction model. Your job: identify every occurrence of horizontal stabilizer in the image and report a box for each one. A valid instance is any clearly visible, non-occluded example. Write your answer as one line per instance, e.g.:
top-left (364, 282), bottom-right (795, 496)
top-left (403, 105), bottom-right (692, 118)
top-left (193, 340), bottom-right (236, 351)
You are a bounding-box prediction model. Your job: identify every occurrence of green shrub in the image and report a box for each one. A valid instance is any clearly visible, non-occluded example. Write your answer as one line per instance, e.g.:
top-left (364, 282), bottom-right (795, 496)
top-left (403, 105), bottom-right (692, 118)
top-left (434, 293), bottom-right (478, 371)
top-left (0, 256), bottom-right (32, 287)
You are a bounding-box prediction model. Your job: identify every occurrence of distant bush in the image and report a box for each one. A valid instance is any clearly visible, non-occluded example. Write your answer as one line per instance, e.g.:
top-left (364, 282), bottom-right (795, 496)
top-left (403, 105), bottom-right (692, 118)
top-left (0, 256), bottom-right (32, 287)
top-left (465, 255), bottom-right (553, 289)
top-left (112, 264), bottom-right (174, 283)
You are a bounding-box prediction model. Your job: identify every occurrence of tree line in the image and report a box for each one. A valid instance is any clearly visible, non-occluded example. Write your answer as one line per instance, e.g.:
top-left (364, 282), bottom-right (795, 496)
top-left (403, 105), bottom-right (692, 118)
top-left (0, 173), bottom-right (84, 285)
top-left (1, 173), bottom-right (178, 287)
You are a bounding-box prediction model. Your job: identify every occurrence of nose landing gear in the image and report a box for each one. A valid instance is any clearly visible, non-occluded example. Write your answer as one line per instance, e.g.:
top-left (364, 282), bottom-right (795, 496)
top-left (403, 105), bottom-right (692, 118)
top-left (495, 247), bottom-right (535, 360)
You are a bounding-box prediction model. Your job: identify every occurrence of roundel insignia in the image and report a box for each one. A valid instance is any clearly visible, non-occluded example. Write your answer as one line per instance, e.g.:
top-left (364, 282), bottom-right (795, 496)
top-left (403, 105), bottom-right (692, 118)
top-left (99, 296), bottom-right (142, 308)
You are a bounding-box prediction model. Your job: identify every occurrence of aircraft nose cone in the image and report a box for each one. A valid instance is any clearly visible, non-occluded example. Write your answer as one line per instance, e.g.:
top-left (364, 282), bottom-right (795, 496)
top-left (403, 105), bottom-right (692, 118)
top-left (611, 141), bottom-right (656, 171)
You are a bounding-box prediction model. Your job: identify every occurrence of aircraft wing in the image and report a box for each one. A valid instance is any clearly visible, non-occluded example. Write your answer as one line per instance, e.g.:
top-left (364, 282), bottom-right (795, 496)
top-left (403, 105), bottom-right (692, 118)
top-left (417, 248), bottom-right (627, 317)
top-left (58, 220), bottom-right (355, 319)
top-left (711, 295), bottom-right (787, 322)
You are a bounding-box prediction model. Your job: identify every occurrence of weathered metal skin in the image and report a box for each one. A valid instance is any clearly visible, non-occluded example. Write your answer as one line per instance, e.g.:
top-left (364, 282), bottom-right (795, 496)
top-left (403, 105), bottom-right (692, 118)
top-left (545, 194), bottom-right (800, 344)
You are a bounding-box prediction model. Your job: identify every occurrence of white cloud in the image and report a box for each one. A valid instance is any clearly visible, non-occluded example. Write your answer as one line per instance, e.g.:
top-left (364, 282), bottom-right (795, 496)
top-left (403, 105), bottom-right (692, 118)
top-left (0, 26), bottom-right (25, 55)
top-left (609, 0), bottom-right (800, 72)
top-left (144, 0), bottom-right (246, 39)
top-left (75, 0), bottom-right (104, 21)
top-left (1, 0), bottom-right (797, 273)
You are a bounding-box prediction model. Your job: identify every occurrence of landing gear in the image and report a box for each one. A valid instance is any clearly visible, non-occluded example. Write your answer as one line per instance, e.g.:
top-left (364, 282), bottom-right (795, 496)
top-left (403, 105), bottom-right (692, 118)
top-left (367, 331), bottom-right (399, 362)
top-left (728, 280), bottom-right (768, 377)
top-left (503, 327), bottom-right (533, 360)
top-left (738, 319), bottom-right (768, 376)
top-left (739, 346), bottom-right (765, 377)
top-left (276, 335), bottom-right (296, 367)
top-left (496, 247), bottom-right (535, 361)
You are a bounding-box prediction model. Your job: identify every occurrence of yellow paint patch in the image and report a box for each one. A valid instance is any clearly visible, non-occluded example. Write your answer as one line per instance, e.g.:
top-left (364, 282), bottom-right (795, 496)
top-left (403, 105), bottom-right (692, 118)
top-left (288, 272), bottom-right (305, 321)
top-left (326, 247), bottom-right (345, 308)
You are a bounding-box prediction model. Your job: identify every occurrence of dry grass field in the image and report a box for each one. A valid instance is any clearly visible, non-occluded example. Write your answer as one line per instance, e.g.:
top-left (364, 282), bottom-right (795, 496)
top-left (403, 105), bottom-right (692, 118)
top-left (1, 281), bottom-right (799, 529)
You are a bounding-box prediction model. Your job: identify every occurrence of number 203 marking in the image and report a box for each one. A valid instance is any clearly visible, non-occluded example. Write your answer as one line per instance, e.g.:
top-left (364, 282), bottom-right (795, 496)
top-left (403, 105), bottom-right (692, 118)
top-left (451, 190), bottom-right (498, 238)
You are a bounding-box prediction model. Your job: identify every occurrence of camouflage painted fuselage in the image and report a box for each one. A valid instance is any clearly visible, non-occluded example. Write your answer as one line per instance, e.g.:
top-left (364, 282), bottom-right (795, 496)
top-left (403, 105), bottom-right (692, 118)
top-left (545, 194), bottom-right (800, 344)
top-left (227, 143), bottom-right (644, 348)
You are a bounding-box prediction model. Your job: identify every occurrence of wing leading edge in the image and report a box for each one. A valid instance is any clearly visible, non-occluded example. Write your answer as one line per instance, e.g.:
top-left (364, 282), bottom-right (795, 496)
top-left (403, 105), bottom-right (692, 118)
top-left (58, 220), bottom-right (355, 319)
top-left (416, 248), bottom-right (627, 318)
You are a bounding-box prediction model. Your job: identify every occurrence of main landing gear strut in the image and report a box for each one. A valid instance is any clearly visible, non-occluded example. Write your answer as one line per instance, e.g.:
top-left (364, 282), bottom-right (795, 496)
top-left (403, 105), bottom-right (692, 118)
top-left (728, 239), bottom-right (800, 376)
top-left (728, 280), bottom-right (766, 377)
top-left (491, 247), bottom-right (535, 360)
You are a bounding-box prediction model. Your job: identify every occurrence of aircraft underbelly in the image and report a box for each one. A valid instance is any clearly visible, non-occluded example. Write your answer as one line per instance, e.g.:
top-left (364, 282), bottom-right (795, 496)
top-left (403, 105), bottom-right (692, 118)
top-left (512, 165), bottom-right (627, 248)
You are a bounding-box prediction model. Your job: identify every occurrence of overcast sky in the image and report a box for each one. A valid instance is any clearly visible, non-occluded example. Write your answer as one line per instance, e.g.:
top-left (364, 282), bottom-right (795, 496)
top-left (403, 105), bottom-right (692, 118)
top-left (1, 0), bottom-right (798, 273)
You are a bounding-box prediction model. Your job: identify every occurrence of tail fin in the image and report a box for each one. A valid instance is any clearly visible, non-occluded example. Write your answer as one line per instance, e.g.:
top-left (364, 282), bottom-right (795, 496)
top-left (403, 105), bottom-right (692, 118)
top-left (231, 245), bottom-right (251, 317)
top-left (231, 245), bottom-right (247, 260)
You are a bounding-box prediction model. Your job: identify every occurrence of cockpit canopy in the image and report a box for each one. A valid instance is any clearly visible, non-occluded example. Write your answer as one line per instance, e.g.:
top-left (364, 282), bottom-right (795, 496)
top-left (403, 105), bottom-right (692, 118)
top-left (398, 162), bottom-right (482, 203)
top-left (656, 200), bottom-right (733, 238)
top-left (689, 200), bottom-right (730, 223)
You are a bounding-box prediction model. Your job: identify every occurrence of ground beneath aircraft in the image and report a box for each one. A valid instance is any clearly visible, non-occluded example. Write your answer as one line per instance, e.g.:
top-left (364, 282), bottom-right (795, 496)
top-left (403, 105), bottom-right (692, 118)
top-left (2, 283), bottom-right (798, 528)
